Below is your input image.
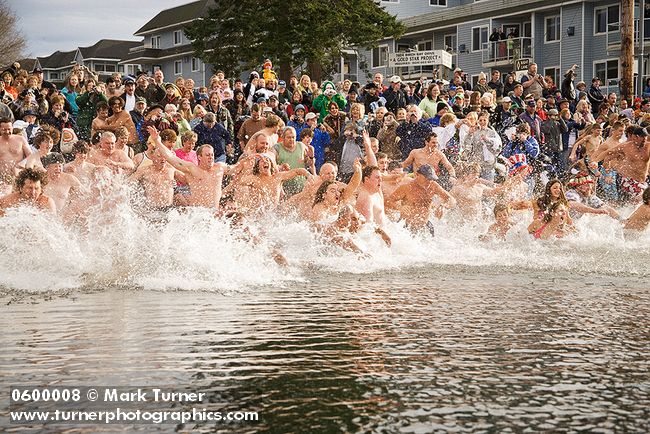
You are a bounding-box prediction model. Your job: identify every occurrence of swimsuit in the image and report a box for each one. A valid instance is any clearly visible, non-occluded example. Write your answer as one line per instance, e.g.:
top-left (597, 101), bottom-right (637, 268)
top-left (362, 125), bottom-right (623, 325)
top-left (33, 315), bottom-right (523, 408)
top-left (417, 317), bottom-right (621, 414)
top-left (619, 176), bottom-right (647, 196)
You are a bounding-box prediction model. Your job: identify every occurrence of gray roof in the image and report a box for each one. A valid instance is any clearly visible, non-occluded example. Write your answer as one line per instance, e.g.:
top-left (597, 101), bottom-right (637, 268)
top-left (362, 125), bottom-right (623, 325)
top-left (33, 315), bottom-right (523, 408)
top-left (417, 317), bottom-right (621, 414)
top-left (134, 0), bottom-right (213, 36)
top-left (79, 39), bottom-right (141, 60)
top-left (37, 50), bottom-right (76, 69)
top-left (402, 0), bottom-right (565, 33)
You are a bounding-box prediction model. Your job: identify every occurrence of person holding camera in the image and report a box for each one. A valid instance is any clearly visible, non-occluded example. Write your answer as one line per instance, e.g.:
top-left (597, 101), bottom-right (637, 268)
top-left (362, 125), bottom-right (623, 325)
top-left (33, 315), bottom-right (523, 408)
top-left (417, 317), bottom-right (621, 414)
top-left (520, 63), bottom-right (547, 100)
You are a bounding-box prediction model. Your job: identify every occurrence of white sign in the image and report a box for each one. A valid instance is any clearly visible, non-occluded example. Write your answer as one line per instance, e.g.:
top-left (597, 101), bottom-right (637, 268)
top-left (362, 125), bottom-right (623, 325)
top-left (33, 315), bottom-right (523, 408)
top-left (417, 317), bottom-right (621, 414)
top-left (388, 50), bottom-right (453, 69)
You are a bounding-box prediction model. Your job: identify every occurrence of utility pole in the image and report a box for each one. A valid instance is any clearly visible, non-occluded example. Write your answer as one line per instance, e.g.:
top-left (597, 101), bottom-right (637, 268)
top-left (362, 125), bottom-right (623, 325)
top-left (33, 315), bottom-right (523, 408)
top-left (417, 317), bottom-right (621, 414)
top-left (639, 0), bottom-right (646, 96)
top-left (620, 0), bottom-right (634, 103)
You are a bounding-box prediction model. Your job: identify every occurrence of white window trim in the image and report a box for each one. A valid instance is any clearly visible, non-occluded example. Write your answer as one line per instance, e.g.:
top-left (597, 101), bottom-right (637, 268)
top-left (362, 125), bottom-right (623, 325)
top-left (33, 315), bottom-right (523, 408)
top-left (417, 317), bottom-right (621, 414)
top-left (471, 25), bottom-right (488, 53)
top-left (174, 60), bottom-right (183, 76)
top-left (429, 0), bottom-right (447, 7)
top-left (443, 33), bottom-right (457, 51)
top-left (371, 44), bottom-right (389, 69)
top-left (593, 58), bottom-right (620, 82)
top-left (543, 65), bottom-right (560, 85)
top-left (544, 15), bottom-right (561, 44)
top-left (151, 35), bottom-right (161, 49)
top-left (173, 30), bottom-right (182, 46)
top-left (191, 57), bottom-right (201, 72)
top-left (593, 5), bottom-right (620, 36)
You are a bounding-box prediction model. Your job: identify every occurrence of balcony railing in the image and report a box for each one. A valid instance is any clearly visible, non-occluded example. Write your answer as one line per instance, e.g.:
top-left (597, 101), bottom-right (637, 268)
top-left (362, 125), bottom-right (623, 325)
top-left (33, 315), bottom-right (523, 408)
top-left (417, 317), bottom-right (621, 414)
top-left (481, 37), bottom-right (532, 66)
top-left (128, 44), bottom-right (162, 53)
top-left (606, 18), bottom-right (650, 48)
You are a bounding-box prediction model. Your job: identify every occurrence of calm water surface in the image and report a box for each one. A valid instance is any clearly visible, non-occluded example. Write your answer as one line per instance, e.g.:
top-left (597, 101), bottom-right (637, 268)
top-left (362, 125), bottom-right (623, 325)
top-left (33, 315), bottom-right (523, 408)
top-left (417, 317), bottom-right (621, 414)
top-left (2, 266), bottom-right (649, 433)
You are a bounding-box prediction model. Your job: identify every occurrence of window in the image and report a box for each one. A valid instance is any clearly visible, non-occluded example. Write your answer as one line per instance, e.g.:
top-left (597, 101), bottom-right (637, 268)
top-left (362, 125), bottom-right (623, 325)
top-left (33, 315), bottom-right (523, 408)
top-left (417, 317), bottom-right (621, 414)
top-left (594, 59), bottom-right (619, 84)
top-left (173, 30), bottom-right (182, 45)
top-left (94, 63), bottom-right (116, 73)
top-left (126, 64), bottom-right (139, 75)
top-left (429, 0), bottom-right (446, 6)
top-left (417, 40), bottom-right (433, 51)
top-left (544, 67), bottom-right (560, 88)
top-left (151, 35), bottom-right (161, 49)
top-left (471, 26), bottom-right (488, 52)
top-left (372, 46), bottom-right (388, 68)
top-left (444, 34), bottom-right (457, 52)
top-left (191, 57), bottom-right (202, 72)
top-left (174, 60), bottom-right (182, 75)
top-left (545, 16), bottom-right (560, 42)
top-left (50, 72), bottom-right (59, 80)
top-left (595, 5), bottom-right (620, 35)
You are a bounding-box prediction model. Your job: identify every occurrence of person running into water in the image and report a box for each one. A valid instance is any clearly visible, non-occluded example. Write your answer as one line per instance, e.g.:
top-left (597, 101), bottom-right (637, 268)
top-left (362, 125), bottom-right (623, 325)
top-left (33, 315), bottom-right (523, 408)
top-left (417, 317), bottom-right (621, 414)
top-left (148, 126), bottom-right (225, 209)
top-left (385, 164), bottom-right (456, 234)
top-left (623, 187), bottom-right (650, 238)
top-left (0, 167), bottom-right (55, 216)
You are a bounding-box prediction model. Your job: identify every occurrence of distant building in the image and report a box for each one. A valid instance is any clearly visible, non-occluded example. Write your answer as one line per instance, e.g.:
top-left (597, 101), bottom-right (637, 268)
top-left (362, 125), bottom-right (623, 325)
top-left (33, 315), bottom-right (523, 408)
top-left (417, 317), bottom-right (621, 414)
top-left (36, 39), bottom-right (141, 86)
top-left (119, 0), bottom-right (214, 87)
top-left (356, 0), bottom-right (646, 95)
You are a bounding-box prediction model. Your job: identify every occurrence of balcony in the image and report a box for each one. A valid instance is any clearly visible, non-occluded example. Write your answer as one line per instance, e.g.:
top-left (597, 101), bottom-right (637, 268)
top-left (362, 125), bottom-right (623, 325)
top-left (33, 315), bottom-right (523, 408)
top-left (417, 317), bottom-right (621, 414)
top-left (481, 37), bottom-right (532, 68)
top-left (606, 19), bottom-right (650, 52)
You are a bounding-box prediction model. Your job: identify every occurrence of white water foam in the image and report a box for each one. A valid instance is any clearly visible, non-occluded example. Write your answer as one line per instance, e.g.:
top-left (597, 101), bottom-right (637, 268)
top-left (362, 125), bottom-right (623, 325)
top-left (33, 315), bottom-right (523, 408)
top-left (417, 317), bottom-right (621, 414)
top-left (0, 197), bottom-right (648, 292)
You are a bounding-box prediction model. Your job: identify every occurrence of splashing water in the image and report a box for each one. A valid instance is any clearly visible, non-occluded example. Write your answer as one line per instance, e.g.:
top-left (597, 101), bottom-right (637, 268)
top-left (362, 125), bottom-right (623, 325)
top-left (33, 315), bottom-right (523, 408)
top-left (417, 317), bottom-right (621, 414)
top-left (0, 192), bottom-right (648, 292)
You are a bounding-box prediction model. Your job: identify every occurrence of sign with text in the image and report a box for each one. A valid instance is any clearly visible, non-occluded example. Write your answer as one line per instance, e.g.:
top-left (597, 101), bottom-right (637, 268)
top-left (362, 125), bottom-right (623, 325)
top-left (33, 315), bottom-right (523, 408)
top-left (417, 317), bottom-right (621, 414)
top-left (514, 58), bottom-right (532, 71)
top-left (388, 50), bottom-right (453, 69)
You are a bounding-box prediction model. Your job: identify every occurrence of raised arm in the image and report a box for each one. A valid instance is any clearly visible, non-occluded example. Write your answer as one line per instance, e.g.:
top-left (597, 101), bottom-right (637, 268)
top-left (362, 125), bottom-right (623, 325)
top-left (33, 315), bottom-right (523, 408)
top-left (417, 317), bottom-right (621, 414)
top-left (277, 167), bottom-right (310, 182)
top-left (340, 160), bottom-right (362, 204)
top-left (147, 126), bottom-right (197, 175)
top-left (362, 131), bottom-right (377, 167)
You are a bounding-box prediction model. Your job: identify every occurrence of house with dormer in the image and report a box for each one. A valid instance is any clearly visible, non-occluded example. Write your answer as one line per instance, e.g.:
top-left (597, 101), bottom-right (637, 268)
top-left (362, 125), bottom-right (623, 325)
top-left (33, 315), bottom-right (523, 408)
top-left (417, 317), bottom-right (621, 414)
top-left (119, 0), bottom-right (214, 86)
top-left (36, 39), bottom-right (141, 86)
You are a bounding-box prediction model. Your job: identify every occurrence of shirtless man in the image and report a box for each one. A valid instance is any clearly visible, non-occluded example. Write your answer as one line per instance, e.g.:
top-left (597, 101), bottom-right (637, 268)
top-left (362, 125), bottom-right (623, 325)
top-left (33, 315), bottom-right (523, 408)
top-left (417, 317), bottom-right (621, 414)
top-left (624, 187), bottom-right (650, 236)
top-left (355, 165), bottom-right (386, 227)
top-left (282, 161), bottom-right (339, 218)
top-left (245, 114), bottom-right (282, 151)
top-left (570, 123), bottom-right (603, 162)
top-left (0, 167), bottom-right (55, 216)
top-left (128, 147), bottom-right (185, 213)
top-left (592, 121), bottom-right (625, 163)
top-left (402, 132), bottom-right (456, 179)
top-left (22, 130), bottom-right (53, 170)
top-left (148, 126), bottom-right (225, 208)
top-left (64, 141), bottom-right (96, 186)
top-left (231, 154), bottom-right (310, 214)
top-left (88, 131), bottom-right (135, 174)
top-left (602, 126), bottom-right (650, 202)
top-left (0, 117), bottom-right (31, 194)
top-left (385, 164), bottom-right (456, 232)
top-left (41, 152), bottom-right (83, 214)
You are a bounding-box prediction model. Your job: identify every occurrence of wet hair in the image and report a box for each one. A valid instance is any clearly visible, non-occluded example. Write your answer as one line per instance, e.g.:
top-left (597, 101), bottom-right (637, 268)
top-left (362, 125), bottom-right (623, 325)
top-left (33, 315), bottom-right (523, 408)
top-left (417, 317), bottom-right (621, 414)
top-left (376, 152), bottom-right (388, 160)
top-left (159, 129), bottom-right (177, 144)
top-left (313, 180), bottom-right (337, 207)
top-left (15, 167), bottom-right (48, 190)
top-left (387, 161), bottom-right (401, 171)
top-left (252, 155), bottom-right (275, 175)
top-left (72, 140), bottom-right (90, 155)
top-left (456, 161), bottom-right (481, 178)
top-left (537, 178), bottom-right (568, 211)
top-left (196, 144), bottom-right (213, 158)
top-left (542, 201), bottom-right (566, 224)
top-left (41, 152), bottom-right (65, 167)
top-left (425, 132), bottom-right (438, 143)
top-left (493, 203), bottom-right (510, 217)
top-left (362, 165), bottom-right (379, 182)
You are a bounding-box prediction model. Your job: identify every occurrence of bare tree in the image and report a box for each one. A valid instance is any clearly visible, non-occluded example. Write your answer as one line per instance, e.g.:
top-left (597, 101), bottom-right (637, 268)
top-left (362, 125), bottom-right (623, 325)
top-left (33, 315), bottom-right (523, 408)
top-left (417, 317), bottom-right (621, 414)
top-left (0, 0), bottom-right (26, 67)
